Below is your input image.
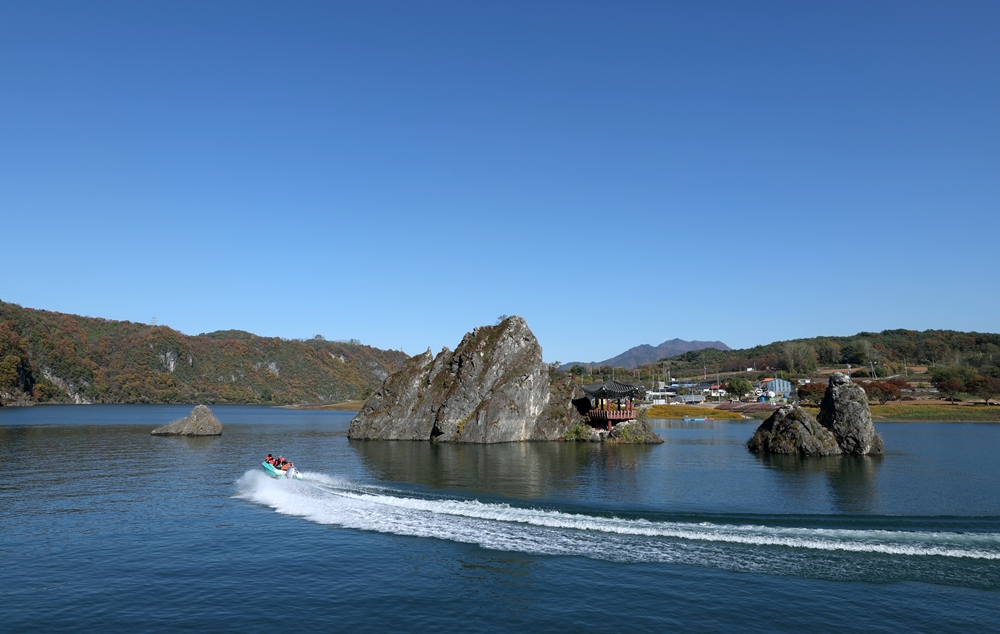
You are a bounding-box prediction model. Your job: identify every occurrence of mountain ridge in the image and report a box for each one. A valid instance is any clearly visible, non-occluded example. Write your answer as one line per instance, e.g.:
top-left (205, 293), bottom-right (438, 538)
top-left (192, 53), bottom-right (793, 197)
top-left (0, 301), bottom-right (409, 406)
top-left (559, 338), bottom-right (731, 370)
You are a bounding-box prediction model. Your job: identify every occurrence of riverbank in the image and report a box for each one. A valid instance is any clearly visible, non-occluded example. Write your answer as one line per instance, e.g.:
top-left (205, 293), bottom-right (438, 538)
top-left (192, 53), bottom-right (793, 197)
top-left (645, 404), bottom-right (744, 420)
top-left (795, 403), bottom-right (1000, 422)
top-left (279, 400), bottom-right (365, 411)
top-left (870, 403), bottom-right (1000, 422)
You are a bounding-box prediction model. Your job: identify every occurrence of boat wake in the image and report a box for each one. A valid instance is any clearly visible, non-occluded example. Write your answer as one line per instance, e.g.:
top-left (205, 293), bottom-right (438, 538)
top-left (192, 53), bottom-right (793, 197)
top-left (234, 471), bottom-right (1000, 586)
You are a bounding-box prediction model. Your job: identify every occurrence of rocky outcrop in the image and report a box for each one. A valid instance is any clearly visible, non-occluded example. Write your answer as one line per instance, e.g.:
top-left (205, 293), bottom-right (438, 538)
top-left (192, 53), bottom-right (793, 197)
top-left (747, 405), bottom-right (841, 456)
top-left (748, 372), bottom-right (883, 456)
top-left (151, 405), bottom-right (222, 436)
top-left (562, 418), bottom-right (664, 444)
top-left (817, 372), bottom-right (883, 455)
top-left (349, 316), bottom-right (597, 443)
top-left (609, 419), bottom-right (664, 444)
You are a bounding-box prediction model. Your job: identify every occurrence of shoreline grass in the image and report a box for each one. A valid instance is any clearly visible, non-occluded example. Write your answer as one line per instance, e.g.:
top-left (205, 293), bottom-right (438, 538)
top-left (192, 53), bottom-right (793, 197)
top-left (801, 403), bottom-right (1000, 422)
top-left (869, 403), bottom-right (1000, 422)
top-left (645, 404), bottom-right (744, 420)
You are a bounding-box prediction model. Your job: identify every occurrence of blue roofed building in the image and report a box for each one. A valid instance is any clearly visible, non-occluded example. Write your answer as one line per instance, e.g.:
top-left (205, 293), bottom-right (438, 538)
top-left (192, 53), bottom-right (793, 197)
top-left (763, 378), bottom-right (793, 397)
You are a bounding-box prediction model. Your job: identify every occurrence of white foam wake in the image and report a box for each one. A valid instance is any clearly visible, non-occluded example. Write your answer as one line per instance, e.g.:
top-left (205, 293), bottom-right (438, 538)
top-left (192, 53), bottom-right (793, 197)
top-left (234, 471), bottom-right (1000, 563)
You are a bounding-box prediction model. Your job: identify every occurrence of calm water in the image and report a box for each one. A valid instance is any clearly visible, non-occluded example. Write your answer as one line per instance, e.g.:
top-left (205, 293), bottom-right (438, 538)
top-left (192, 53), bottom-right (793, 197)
top-left (2, 405), bottom-right (999, 632)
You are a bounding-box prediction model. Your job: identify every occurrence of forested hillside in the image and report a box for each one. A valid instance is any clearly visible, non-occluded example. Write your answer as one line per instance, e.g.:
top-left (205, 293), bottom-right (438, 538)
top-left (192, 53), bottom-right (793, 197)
top-left (653, 329), bottom-right (1000, 378)
top-left (0, 301), bottom-right (409, 406)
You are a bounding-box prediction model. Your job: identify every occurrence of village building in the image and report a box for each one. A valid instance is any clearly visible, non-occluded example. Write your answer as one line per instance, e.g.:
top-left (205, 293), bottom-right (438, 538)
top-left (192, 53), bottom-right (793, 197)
top-left (675, 394), bottom-right (706, 404)
top-left (763, 377), bottom-right (793, 396)
top-left (754, 377), bottom-right (793, 402)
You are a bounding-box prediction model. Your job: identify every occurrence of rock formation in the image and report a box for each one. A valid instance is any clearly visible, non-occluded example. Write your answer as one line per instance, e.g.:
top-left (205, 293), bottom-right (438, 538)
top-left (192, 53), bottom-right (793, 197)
top-left (816, 372), bottom-right (883, 455)
top-left (349, 316), bottom-right (614, 443)
top-left (747, 405), bottom-right (841, 456)
top-left (565, 419), bottom-right (665, 444)
top-left (748, 372), bottom-right (883, 456)
top-left (151, 405), bottom-right (223, 436)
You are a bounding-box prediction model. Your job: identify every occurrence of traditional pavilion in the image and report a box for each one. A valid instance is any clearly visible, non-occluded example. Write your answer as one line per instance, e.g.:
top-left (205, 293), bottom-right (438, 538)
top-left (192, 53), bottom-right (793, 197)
top-left (582, 380), bottom-right (641, 431)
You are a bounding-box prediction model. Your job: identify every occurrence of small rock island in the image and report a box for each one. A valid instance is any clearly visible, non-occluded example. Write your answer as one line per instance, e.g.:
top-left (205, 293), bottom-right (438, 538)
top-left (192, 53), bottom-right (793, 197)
top-left (348, 316), bottom-right (662, 444)
top-left (151, 405), bottom-right (223, 436)
top-left (747, 372), bottom-right (883, 456)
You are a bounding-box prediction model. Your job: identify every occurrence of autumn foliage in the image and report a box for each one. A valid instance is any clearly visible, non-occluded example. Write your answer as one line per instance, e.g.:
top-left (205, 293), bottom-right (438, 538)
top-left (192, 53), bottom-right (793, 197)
top-left (864, 381), bottom-right (902, 405)
top-left (795, 382), bottom-right (827, 404)
top-left (0, 301), bottom-right (409, 406)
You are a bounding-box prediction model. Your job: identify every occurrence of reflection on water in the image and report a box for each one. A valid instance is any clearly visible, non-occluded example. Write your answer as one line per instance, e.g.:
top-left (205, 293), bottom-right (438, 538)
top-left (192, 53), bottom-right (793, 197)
top-left (350, 440), bottom-right (655, 499)
top-left (756, 453), bottom-right (883, 513)
top-left (162, 435), bottom-right (222, 450)
top-left (650, 418), bottom-right (742, 430)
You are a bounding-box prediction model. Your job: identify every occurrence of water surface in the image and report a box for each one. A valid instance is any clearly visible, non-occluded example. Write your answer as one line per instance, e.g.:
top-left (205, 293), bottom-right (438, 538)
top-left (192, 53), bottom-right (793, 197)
top-left (1, 405), bottom-right (998, 632)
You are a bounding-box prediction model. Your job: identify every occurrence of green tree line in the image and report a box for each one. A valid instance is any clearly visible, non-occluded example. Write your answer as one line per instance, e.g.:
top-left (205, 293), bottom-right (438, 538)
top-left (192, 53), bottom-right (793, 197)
top-left (651, 329), bottom-right (1000, 378)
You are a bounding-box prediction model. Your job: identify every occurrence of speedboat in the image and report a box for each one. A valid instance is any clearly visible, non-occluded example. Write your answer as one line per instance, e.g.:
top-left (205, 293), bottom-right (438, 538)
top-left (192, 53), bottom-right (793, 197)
top-left (262, 461), bottom-right (303, 480)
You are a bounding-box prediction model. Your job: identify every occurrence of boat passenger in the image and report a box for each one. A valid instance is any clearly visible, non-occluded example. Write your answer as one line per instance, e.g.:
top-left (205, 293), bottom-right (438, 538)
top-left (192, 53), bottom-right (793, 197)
top-left (266, 454), bottom-right (275, 465)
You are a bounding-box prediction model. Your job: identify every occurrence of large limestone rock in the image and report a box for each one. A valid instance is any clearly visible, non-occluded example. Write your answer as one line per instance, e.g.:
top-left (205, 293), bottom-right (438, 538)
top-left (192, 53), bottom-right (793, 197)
top-left (349, 316), bottom-right (588, 443)
top-left (151, 405), bottom-right (222, 436)
top-left (747, 405), bottom-right (841, 456)
top-left (817, 372), bottom-right (883, 455)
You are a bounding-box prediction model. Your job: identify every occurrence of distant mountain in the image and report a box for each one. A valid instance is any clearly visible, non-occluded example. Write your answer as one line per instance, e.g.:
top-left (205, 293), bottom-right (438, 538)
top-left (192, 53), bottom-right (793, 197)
top-left (560, 338), bottom-right (731, 370)
top-left (0, 301), bottom-right (409, 406)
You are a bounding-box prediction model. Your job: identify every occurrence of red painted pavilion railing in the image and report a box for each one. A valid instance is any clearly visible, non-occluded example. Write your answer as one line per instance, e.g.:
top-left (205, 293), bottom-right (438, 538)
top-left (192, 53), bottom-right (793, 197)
top-left (587, 409), bottom-right (636, 421)
top-left (587, 408), bottom-right (636, 431)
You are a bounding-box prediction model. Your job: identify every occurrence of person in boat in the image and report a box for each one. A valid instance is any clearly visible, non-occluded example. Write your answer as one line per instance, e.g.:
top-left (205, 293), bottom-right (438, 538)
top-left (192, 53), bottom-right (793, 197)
top-left (277, 455), bottom-right (292, 471)
top-left (266, 454), bottom-right (275, 465)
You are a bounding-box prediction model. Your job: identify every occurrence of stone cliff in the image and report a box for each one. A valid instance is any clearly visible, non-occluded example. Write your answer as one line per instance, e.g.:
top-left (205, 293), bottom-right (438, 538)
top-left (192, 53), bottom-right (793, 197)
top-left (748, 372), bottom-right (883, 456)
top-left (816, 372), bottom-right (884, 455)
top-left (348, 316), bottom-right (590, 443)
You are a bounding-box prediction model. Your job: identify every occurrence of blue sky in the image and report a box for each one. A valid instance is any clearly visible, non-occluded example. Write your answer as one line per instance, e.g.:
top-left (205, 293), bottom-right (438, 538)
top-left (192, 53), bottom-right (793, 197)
top-left (2, 1), bottom-right (998, 363)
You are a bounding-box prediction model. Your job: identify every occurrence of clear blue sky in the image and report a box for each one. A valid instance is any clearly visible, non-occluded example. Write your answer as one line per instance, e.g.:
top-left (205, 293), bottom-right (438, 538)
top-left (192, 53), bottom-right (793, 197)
top-left (2, 1), bottom-right (998, 363)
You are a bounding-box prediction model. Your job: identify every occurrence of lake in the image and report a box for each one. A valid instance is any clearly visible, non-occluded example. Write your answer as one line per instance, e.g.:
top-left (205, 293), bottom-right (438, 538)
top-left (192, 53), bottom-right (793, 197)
top-left (2, 405), bottom-right (998, 632)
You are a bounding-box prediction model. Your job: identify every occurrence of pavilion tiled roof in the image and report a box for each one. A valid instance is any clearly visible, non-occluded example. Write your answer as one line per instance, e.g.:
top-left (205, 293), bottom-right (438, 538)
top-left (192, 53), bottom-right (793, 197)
top-left (582, 380), bottom-right (640, 399)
